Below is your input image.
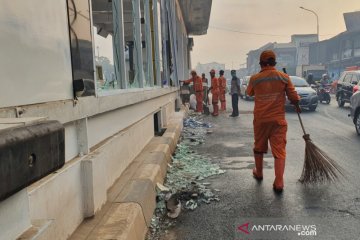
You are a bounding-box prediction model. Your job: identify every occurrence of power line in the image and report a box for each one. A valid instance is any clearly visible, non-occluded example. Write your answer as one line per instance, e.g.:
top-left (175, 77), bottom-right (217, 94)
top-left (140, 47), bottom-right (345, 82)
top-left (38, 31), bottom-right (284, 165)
top-left (210, 26), bottom-right (289, 37)
top-left (209, 26), bottom-right (337, 37)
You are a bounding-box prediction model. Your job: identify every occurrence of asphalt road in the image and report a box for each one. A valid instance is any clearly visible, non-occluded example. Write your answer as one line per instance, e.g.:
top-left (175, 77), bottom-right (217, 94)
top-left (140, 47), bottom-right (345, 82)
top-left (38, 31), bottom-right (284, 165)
top-left (162, 96), bottom-right (360, 240)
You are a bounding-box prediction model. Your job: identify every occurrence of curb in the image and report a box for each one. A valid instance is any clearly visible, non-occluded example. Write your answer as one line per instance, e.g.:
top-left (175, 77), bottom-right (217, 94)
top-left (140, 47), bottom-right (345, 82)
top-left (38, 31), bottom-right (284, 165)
top-left (70, 110), bottom-right (185, 240)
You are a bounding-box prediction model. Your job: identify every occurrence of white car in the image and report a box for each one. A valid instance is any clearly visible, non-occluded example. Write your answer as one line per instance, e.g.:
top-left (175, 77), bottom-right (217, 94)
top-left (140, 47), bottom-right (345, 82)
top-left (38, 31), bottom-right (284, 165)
top-left (285, 76), bottom-right (318, 111)
top-left (240, 76), bottom-right (253, 100)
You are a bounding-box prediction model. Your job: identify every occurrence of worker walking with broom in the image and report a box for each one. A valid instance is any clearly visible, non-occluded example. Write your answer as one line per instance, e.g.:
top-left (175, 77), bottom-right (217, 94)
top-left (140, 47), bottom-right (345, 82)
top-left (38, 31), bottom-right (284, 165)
top-left (246, 50), bottom-right (301, 193)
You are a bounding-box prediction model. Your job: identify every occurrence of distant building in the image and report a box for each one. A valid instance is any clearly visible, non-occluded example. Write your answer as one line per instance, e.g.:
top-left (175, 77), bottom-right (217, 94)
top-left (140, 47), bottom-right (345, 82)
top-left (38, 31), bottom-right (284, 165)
top-left (291, 34), bottom-right (318, 66)
top-left (247, 34), bottom-right (318, 76)
top-left (247, 43), bottom-right (275, 75)
top-left (222, 68), bottom-right (247, 81)
top-left (247, 42), bottom-right (297, 75)
top-left (195, 62), bottom-right (226, 77)
top-left (309, 11), bottom-right (360, 79)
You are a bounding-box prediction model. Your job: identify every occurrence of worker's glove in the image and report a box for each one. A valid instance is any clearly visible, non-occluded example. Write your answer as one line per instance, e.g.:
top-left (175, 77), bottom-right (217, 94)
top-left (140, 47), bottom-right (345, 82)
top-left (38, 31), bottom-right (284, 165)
top-left (293, 102), bottom-right (302, 113)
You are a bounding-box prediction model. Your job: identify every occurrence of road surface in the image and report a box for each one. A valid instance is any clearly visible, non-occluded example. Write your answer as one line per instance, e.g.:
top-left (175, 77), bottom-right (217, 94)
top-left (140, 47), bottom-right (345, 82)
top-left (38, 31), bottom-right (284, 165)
top-left (162, 96), bottom-right (360, 240)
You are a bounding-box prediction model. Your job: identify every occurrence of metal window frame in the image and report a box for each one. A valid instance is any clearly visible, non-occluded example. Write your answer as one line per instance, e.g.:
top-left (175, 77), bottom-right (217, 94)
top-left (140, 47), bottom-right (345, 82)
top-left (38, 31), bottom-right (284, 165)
top-left (113, 0), bottom-right (128, 89)
top-left (160, 0), bottom-right (170, 87)
top-left (92, 0), bottom-right (128, 96)
top-left (153, 0), bottom-right (161, 86)
top-left (166, 0), bottom-right (179, 86)
top-left (144, 0), bottom-right (154, 87)
top-left (132, 0), bottom-right (145, 88)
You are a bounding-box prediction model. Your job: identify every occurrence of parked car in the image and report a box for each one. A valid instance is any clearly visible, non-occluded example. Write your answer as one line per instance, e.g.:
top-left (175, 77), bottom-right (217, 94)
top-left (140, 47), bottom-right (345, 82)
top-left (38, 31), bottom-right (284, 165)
top-left (286, 76), bottom-right (318, 111)
top-left (336, 70), bottom-right (360, 107)
top-left (350, 84), bottom-right (360, 135)
top-left (240, 76), bottom-right (253, 100)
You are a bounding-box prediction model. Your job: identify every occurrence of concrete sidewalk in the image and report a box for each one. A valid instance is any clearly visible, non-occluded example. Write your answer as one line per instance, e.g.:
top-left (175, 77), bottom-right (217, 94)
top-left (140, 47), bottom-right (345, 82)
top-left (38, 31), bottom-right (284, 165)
top-left (69, 111), bottom-right (185, 240)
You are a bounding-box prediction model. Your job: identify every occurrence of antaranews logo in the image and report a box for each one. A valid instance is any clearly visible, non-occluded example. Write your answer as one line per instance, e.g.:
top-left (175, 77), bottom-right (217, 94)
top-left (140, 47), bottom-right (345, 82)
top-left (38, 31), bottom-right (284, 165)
top-left (237, 222), bottom-right (250, 235)
top-left (236, 221), bottom-right (317, 239)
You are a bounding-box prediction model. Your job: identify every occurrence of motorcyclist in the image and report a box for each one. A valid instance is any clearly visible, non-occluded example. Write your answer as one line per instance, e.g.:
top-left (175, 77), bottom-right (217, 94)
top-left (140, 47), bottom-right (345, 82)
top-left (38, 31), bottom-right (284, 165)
top-left (319, 74), bottom-right (330, 90)
top-left (318, 74), bottom-right (331, 103)
top-left (307, 73), bottom-right (315, 85)
top-left (320, 74), bottom-right (330, 86)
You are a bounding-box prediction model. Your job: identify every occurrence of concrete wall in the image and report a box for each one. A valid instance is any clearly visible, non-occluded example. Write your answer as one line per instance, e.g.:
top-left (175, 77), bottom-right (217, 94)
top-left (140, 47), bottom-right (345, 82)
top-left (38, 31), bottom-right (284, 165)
top-left (0, 190), bottom-right (31, 240)
top-left (20, 90), bottom-right (177, 239)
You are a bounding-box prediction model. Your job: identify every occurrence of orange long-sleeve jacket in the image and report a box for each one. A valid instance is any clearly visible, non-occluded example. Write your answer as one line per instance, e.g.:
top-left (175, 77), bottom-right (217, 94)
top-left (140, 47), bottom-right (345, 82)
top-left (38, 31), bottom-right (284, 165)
top-left (218, 76), bottom-right (227, 93)
top-left (210, 77), bottom-right (220, 95)
top-left (184, 76), bottom-right (203, 92)
top-left (246, 66), bottom-right (300, 122)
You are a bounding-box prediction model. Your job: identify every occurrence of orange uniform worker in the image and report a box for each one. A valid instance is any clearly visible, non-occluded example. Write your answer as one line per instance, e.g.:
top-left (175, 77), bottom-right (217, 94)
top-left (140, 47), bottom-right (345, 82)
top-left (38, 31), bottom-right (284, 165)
top-left (219, 70), bottom-right (227, 111)
top-left (246, 50), bottom-right (301, 193)
top-left (181, 70), bottom-right (204, 113)
top-left (208, 69), bottom-right (220, 116)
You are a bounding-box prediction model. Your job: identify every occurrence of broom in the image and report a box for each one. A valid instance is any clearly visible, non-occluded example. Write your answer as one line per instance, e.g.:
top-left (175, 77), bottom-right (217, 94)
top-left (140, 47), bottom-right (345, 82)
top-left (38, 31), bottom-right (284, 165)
top-left (281, 68), bottom-right (345, 184)
top-left (296, 113), bottom-right (345, 184)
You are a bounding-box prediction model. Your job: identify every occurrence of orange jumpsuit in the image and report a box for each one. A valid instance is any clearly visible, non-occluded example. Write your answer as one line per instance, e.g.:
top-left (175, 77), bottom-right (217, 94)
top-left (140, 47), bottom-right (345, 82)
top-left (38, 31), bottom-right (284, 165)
top-left (219, 76), bottom-right (227, 111)
top-left (211, 77), bottom-right (220, 116)
top-left (246, 66), bottom-right (300, 189)
top-left (184, 76), bottom-right (203, 112)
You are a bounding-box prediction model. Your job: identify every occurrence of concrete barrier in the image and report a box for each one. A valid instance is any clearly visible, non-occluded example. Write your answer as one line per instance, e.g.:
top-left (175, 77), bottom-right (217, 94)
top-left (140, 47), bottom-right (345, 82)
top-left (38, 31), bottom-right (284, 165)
top-left (69, 110), bottom-right (185, 240)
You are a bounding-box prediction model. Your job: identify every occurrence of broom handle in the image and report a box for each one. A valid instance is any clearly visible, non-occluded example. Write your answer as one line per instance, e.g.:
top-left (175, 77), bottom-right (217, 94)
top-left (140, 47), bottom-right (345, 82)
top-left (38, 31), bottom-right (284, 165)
top-left (297, 112), bottom-right (307, 135)
top-left (282, 68), bottom-right (307, 136)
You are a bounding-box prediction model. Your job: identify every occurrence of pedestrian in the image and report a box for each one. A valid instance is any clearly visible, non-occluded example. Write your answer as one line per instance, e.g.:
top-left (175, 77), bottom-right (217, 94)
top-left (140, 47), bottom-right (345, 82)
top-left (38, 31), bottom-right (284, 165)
top-left (246, 50), bottom-right (301, 193)
top-left (229, 70), bottom-right (241, 117)
top-left (202, 73), bottom-right (209, 103)
top-left (208, 69), bottom-right (220, 116)
top-left (180, 70), bottom-right (203, 113)
top-left (219, 70), bottom-right (227, 111)
top-left (202, 73), bottom-right (208, 85)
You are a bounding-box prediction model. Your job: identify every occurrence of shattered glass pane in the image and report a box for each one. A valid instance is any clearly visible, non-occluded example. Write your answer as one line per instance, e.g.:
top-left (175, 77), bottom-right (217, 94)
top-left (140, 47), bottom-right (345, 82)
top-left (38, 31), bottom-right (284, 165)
top-left (147, 115), bottom-right (226, 239)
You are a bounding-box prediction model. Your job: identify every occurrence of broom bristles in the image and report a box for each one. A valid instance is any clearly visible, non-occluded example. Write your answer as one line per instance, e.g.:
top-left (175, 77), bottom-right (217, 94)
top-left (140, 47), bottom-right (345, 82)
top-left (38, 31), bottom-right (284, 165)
top-left (299, 134), bottom-right (345, 184)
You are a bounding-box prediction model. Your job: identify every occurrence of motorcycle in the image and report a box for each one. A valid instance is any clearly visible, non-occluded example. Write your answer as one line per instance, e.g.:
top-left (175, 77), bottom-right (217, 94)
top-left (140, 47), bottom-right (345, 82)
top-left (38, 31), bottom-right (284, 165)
top-left (316, 84), bottom-right (331, 104)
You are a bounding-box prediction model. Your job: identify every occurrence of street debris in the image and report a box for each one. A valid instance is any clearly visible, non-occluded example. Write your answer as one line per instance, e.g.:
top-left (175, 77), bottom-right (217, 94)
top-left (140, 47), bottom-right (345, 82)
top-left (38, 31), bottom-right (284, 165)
top-left (147, 116), bottom-right (226, 240)
top-left (165, 193), bottom-right (182, 219)
top-left (156, 183), bottom-right (170, 193)
top-left (182, 116), bottom-right (212, 146)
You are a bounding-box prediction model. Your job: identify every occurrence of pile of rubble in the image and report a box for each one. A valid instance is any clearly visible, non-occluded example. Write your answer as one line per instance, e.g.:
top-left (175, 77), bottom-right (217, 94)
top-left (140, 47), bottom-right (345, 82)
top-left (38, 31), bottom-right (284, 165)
top-left (147, 116), bottom-right (225, 239)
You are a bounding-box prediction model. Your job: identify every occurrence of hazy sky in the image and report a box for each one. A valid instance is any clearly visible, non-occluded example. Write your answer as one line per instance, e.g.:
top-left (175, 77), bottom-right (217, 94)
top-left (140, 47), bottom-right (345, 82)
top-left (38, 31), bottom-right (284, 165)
top-left (191, 0), bottom-right (360, 69)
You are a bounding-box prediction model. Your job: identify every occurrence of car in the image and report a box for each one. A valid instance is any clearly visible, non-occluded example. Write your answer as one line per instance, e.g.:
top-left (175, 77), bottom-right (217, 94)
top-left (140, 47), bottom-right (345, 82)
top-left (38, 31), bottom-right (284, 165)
top-left (240, 76), bottom-right (254, 100)
top-left (286, 76), bottom-right (318, 111)
top-left (336, 70), bottom-right (360, 107)
top-left (350, 85), bottom-right (360, 135)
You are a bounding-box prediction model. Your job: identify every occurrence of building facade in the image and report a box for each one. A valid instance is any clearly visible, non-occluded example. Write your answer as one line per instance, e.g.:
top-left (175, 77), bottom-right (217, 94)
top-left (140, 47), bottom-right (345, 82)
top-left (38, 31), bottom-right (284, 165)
top-left (309, 32), bottom-right (360, 80)
top-left (246, 35), bottom-right (318, 76)
top-left (309, 11), bottom-right (360, 80)
top-left (247, 42), bottom-right (298, 76)
top-left (0, 0), bottom-right (212, 239)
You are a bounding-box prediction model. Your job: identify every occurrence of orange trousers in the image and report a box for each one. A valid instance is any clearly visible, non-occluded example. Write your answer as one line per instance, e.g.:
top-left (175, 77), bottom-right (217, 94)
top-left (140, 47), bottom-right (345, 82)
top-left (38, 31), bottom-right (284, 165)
top-left (195, 92), bottom-right (204, 112)
top-left (220, 92), bottom-right (226, 111)
top-left (212, 93), bottom-right (219, 116)
top-left (253, 120), bottom-right (287, 189)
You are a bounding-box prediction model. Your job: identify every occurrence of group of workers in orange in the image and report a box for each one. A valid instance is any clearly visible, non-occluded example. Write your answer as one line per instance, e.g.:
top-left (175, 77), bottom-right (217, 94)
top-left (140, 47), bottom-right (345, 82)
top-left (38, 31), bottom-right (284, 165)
top-left (181, 50), bottom-right (301, 193)
top-left (180, 69), bottom-right (227, 116)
